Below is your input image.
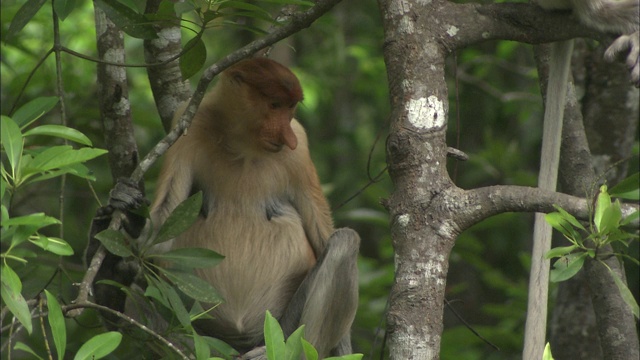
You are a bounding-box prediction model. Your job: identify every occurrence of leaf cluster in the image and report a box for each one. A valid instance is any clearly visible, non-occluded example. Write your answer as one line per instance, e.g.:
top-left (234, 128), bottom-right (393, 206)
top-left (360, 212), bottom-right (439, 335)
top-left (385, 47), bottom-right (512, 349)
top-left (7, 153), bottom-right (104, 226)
top-left (545, 177), bottom-right (640, 318)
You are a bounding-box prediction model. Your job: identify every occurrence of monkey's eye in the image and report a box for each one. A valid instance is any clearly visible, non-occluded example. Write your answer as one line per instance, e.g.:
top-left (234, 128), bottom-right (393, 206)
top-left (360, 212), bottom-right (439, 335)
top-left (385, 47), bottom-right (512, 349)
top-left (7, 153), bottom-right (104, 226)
top-left (270, 102), bottom-right (281, 109)
top-left (288, 103), bottom-right (296, 109)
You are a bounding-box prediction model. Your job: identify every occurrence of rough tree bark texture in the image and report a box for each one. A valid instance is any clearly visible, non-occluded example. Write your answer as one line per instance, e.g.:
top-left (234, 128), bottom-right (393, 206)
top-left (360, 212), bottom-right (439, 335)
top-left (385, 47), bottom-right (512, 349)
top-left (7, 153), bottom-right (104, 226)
top-left (143, 0), bottom-right (191, 133)
top-left (94, 8), bottom-right (139, 180)
top-left (376, 0), bottom-right (637, 357)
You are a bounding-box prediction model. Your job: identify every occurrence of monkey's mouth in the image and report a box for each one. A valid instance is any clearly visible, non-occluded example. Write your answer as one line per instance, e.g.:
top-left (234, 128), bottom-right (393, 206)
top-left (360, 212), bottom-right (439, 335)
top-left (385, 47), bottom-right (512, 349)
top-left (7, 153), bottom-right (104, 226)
top-left (264, 141), bottom-right (284, 152)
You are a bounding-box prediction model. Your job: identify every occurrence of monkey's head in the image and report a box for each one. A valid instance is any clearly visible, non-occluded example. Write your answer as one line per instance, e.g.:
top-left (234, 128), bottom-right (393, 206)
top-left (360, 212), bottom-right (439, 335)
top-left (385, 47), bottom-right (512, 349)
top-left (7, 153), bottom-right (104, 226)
top-left (221, 58), bottom-right (304, 153)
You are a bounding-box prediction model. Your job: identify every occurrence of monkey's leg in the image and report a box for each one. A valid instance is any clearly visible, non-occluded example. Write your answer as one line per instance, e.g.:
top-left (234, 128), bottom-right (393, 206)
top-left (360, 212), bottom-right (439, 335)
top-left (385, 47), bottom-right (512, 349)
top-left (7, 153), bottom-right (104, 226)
top-left (280, 228), bottom-right (360, 357)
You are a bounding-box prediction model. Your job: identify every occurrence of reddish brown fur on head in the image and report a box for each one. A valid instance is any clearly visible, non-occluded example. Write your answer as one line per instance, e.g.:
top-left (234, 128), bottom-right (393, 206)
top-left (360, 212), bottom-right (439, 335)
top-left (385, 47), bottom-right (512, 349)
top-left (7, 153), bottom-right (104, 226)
top-left (223, 58), bottom-right (303, 152)
top-left (227, 58), bottom-right (303, 107)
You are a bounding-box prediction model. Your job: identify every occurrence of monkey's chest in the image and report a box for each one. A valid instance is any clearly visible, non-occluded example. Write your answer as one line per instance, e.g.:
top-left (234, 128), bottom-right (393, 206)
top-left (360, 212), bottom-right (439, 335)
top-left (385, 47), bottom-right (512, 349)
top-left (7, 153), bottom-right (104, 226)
top-left (175, 199), bottom-right (315, 337)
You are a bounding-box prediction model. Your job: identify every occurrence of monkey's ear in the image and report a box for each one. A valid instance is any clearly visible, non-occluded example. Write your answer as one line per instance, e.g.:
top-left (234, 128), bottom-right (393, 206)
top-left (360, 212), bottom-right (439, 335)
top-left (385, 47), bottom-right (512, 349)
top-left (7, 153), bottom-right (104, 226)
top-left (229, 70), bottom-right (244, 85)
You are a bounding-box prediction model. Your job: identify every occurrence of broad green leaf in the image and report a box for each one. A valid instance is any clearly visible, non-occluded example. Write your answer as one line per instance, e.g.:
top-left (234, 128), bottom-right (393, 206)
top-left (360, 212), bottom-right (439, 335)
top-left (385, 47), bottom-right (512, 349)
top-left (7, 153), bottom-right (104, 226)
top-left (608, 265), bottom-right (640, 319)
top-left (12, 97), bottom-right (59, 128)
top-left (0, 268), bottom-right (32, 334)
top-left (24, 146), bottom-right (107, 176)
top-left (53, 0), bottom-right (77, 21)
top-left (596, 200), bottom-right (622, 236)
top-left (301, 339), bottom-right (319, 360)
top-left (5, 0), bottom-right (47, 41)
top-left (150, 247), bottom-right (224, 268)
top-left (542, 343), bottom-right (555, 360)
top-left (94, 229), bottom-right (133, 257)
top-left (158, 268), bottom-right (222, 303)
top-left (594, 185), bottom-right (611, 232)
top-left (24, 125), bottom-right (93, 146)
top-left (45, 290), bottom-right (66, 359)
top-left (544, 212), bottom-right (580, 243)
top-left (609, 173), bottom-right (640, 200)
top-left (552, 205), bottom-right (586, 231)
top-left (325, 355), bottom-right (364, 360)
top-left (154, 192), bottom-right (202, 245)
top-left (73, 332), bottom-right (122, 360)
top-left (94, 0), bottom-right (157, 39)
top-left (25, 163), bottom-right (97, 184)
top-left (13, 342), bottom-right (44, 360)
top-left (180, 36), bottom-right (206, 80)
top-left (143, 282), bottom-right (170, 309)
top-left (193, 330), bottom-right (209, 360)
top-left (545, 244), bottom-right (578, 259)
top-left (1, 116), bottom-right (23, 178)
top-left (550, 253), bottom-right (587, 282)
top-left (201, 335), bottom-right (240, 357)
top-left (30, 235), bottom-right (74, 256)
top-left (2, 212), bottom-right (60, 227)
top-left (621, 210), bottom-right (639, 226)
top-left (285, 325), bottom-right (305, 360)
top-left (150, 277), bottom-right (191, 328)
top-left (264, 311), bottom-right (286, 360)
top-left (2, 265), bottom-right (22, 292)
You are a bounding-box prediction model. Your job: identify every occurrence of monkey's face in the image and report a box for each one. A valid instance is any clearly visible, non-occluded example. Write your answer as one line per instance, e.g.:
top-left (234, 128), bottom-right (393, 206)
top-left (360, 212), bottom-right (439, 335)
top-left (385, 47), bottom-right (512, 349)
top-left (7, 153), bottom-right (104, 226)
top-left (257, 102), bottom-right (298, 152)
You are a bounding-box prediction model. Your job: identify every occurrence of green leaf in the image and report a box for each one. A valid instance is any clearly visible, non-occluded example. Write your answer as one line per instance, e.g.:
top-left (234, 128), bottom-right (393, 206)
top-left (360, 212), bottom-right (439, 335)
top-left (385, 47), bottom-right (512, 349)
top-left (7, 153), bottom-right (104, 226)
top-left (45, 290), bottom-right (66, 360)
top-left (1, 212), bottom-right (60, 228)
top-left (544, 212), bottom-right (580, 243)
top-left (154, 192), bottom-right (202, 245)
top-left (94, 229), bottom-right (133, 257)
top-left (24, 125), bottom-right (93, 146)
top-left (193, 330), bottom-right (209, 360)
top-left (550, 253), bottom-right (587, 282)
top-left (13, 342), bottom-right (44, 360)
top-left (609, 173), bottom-right (640, 200)
top-left (26, 163), bottom-right (97, 184)
top-left (5, 0), bottom-right (47, 41)
top-left (53, 0), bottom-right (77, 21)
top-left (158, 268), bottom-right (222, 304)
top-left (150, 247), bottom-right (224, 268)
top-left (545, 244), bottom-right (578, 259)
top-left (608, 265), bottom-right (640, 319)
top-left (285, 325), bottom-right (305, 360)
top-left (12, 97), bottom-right (59, 128)
top-left (325, 355), bottom-right (364, 360)
top-left (621, 210), bottom-right (639, 226)
top-left (201, 335), bottom-right (240, 357)
top-left (0, 266), bottom-right (32, 334)
top-left (594, 185), bottom-right (611, 232)
top-left (301, 339), bottom-right (319, 360)
top-left (264, 310), bottom-right (286, 360)
top-left (149, 276), bottom-right (192, 328)
top-left (30, 235), bottom-right (74, 256)
top-left (542, 343), bottom-right (555, 360)
top-left (94, 0), bottom-right (157, 39)
top-left (552, 205), bottom-right (586, 231)
top-left (596, 200), bottom-right (622, 236)
top-left (180, 36), bottom-right (206, 80)
top-left (1, 116), bottom-right (24, 178)
top-left (24, 146), bottom-right (108, 177)
top-left (73, 331), bottom-right (122, 360)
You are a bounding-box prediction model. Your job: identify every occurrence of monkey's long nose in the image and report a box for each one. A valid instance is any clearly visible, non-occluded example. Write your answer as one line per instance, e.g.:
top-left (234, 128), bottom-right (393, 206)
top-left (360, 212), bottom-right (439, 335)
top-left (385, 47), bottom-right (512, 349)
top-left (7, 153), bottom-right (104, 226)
top-left (281, 124), bottom-right (298, 150)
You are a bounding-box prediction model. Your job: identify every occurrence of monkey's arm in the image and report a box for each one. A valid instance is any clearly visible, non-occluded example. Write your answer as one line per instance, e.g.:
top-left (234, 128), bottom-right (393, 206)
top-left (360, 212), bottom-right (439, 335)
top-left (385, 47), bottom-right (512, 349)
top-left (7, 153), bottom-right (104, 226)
top-left (288, 121), bottom-right (334, 256)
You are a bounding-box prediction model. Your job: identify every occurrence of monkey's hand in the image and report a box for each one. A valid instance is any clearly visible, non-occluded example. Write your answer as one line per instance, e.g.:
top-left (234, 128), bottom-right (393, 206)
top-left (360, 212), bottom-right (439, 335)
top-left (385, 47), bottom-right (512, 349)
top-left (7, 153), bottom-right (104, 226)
top-left (605, 31), bottom-right (640, 87)
top-left (99, 178), bottom-right (149, 238)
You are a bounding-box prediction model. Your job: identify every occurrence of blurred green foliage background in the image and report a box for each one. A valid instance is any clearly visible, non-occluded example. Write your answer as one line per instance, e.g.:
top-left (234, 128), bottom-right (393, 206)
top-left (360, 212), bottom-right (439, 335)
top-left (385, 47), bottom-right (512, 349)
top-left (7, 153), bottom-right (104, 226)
top-left (1, 0), bottom-right (637, 359)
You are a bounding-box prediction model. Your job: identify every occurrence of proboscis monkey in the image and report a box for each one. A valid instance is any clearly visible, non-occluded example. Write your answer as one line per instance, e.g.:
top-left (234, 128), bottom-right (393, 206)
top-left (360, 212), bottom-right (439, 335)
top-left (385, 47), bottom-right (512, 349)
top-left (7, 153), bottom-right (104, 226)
top-left (149, 57), bottom-right (360, 357)
top-left (526, 1), bottom-right (639, 358)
